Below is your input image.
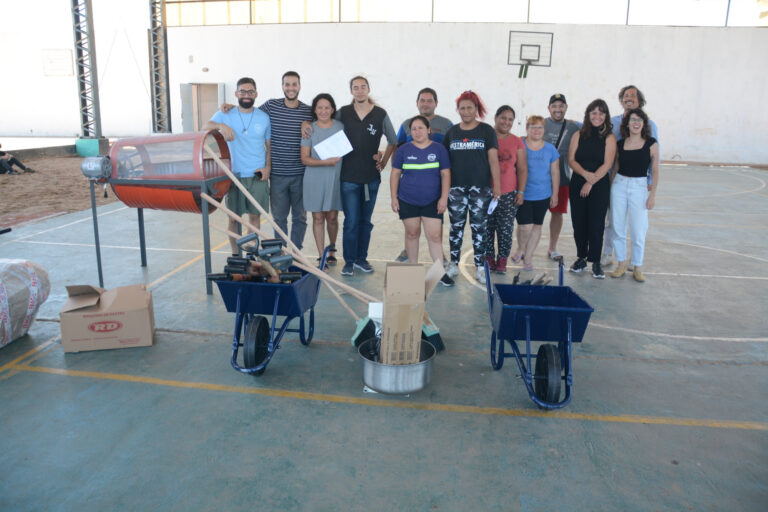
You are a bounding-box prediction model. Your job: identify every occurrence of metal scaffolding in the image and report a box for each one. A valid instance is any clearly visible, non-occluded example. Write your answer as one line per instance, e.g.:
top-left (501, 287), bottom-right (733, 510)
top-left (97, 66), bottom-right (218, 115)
top-left (149, 0), bottom-right (172, 133)
top-left (71, 0), bottom-right (102, 138)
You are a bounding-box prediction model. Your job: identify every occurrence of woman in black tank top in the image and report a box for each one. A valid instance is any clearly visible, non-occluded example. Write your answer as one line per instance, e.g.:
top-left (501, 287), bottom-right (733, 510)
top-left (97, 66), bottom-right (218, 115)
top-left (567, 99), bottom-right (617, 279)
top-left (608, 108), bottom-right (659, 282)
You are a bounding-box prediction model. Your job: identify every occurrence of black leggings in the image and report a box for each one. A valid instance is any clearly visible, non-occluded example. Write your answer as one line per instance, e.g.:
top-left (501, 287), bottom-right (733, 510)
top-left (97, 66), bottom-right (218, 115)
top-left (569, 174), bottom-right (610, 262)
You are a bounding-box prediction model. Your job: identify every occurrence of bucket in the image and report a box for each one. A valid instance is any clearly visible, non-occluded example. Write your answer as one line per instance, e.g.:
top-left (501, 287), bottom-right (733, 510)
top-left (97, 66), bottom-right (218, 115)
top-left (358, 339), bottom-right (435, 395)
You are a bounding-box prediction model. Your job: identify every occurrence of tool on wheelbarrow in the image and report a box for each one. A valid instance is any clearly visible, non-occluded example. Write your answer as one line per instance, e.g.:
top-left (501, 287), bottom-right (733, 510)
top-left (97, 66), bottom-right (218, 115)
top-left (200, 179), bottom-right (381, 341)
top-left (260, 238), bottom-right (285, 249)
top-left (203, 146), bottom-right (380, 303)
top-left (484, 257), bottom-right (593, 409)
top-left (208, 219), bottom-right (377, 347)
top-left (236, 232), bottom-right (259, 254)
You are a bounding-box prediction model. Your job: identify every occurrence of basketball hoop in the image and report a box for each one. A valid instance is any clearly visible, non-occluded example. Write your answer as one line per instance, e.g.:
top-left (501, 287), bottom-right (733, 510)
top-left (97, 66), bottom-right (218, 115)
top-left (508, 31), bottom-right (553, 79)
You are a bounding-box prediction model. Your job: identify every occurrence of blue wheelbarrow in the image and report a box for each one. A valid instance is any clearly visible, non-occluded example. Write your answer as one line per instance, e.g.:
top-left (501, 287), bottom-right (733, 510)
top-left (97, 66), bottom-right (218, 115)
top-left (215, 251), bottom-right (327, 375)
top-left (484, 259), bottom-right (594, 409)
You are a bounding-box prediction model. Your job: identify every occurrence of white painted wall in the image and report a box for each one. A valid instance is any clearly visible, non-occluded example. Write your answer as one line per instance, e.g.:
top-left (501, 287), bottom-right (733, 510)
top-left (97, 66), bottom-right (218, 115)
top-left (0, 0), bottom-right (152, 137)
top-left (1, 1), bottom-right (766, 164)
top-left (168, 22), bottom-right (768, 164)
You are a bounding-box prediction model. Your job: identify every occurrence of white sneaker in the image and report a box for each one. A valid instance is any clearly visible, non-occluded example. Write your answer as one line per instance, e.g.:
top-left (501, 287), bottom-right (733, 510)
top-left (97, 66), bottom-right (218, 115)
top-left (475, 266), bottom-right (487, 285)
top-left (445, 261), bottom-right (459, 277)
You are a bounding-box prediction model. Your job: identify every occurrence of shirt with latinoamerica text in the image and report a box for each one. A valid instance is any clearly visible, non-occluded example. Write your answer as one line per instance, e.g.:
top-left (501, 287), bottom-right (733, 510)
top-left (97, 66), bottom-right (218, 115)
top-left (442, 123), bottom-right (498, 188)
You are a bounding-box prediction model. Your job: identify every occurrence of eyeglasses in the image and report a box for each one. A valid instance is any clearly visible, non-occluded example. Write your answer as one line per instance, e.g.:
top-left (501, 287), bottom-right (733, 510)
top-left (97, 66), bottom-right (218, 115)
top-left (629, 118), bottom-right (644, 124)
top-left (237, 89), bottom-right (257, 96)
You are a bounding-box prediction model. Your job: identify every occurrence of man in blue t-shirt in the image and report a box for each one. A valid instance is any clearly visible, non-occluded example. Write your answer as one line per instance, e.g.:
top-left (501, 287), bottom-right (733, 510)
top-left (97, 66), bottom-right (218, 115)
top-left (206, 77), bottom-right (271, 255)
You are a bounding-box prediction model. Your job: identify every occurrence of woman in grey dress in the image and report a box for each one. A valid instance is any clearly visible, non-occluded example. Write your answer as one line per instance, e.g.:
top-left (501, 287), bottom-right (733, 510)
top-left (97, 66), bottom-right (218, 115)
top-left (301, 93), bottom-right (344, 264)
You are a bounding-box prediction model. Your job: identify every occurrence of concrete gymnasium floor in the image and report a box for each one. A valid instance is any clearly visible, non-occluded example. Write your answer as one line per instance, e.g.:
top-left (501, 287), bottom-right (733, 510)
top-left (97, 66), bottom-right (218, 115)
top-left (0, 163), bottom-right (766, 511)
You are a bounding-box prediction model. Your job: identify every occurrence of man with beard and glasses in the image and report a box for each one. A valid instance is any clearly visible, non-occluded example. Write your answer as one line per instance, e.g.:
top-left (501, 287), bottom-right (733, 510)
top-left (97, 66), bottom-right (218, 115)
top-left (206, 77), bottom-right (271, 255)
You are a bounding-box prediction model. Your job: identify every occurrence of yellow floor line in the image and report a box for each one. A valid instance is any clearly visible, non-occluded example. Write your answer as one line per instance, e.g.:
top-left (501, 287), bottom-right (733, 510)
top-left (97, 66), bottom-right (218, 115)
top-left (0, 337), bottom-right (58, 375)
top-left (148, 240), bottom-right (229, 289)
top-left (11, 363), bottom-right (767, 432)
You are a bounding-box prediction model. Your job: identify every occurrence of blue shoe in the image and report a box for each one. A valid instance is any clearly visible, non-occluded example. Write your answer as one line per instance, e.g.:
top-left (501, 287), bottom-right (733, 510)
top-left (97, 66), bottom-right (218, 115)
top-left (341, 262), bottom-right (354, 276)
top-left (354, 260), bottom-right (374, 273)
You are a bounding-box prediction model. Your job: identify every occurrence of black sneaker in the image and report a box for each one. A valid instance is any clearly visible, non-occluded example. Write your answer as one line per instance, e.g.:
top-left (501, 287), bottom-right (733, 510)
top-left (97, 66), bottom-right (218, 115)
top-left (592, 262), bottom-right (605, 279)
top-left (394, 249), bottom-right (408, 262)
top-left (570, 258), bottom-right (587, 273)
top-left (341, 262), bottom-right (354, 276)
top-left (354, 260), bottom-right (374, 273)
top-left (439, 274), bottom-right (455, 287)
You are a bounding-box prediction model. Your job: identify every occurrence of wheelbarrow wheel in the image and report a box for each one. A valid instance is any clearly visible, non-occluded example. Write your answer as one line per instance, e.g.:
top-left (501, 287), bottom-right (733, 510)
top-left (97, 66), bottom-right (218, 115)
top-left (243, 315), bottom-right (270, 374)
top-left (490, 331), bottom-right (504, 370)
top-left (534, 344), bottom-right (561, 403)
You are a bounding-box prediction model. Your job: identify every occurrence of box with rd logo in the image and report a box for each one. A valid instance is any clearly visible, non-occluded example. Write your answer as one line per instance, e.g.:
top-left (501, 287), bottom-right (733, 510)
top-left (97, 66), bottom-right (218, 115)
top-left (59, 284), bottom-right (154, 353)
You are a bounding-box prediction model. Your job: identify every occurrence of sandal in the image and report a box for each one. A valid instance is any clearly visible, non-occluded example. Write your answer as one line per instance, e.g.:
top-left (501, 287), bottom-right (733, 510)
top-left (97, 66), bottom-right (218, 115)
top-left (523, 260), bottom-right (534, 271)
top-left (548, 251), bottom-right (561, 260)
top-left (510, 252), bottom-right (522, 264)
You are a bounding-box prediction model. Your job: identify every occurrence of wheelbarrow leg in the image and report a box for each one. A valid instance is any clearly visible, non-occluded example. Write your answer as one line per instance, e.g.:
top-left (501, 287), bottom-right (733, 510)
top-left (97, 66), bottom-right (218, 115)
top-left (230, 288), bottom-right (246, 371)
top-left (299, 307), bottom-right (315, 346)
top-left (490, 330), bottom-right (505, 370)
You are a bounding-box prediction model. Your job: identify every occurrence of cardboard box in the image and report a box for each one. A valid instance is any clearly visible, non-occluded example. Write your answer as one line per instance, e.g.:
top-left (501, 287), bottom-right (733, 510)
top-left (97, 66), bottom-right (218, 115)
top-left (59, 284), bottom-right (154, 353)
top-left (379, 264), bottom-right (424, 365)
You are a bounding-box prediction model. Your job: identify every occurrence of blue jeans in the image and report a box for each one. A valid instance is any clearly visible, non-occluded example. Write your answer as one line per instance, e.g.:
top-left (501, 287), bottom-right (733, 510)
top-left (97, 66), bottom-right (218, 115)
top-left (340, 180), bottom-right (380, 264)
top-left (610, 174), bottom-right (649, 266)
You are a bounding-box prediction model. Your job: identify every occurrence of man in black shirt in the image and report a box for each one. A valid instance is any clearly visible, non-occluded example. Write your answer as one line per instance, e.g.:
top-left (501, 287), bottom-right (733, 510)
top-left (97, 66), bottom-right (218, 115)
top-left (337, 76), bottom-right (397, 276)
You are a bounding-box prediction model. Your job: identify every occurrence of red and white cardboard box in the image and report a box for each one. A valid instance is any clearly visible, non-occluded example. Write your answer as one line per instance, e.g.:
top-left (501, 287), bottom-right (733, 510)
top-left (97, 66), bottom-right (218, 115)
top-left (59, 284), bottom-right (154, 353)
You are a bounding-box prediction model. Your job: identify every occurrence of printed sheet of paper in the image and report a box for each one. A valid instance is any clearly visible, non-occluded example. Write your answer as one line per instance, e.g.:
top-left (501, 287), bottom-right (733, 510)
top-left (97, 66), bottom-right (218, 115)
top-left (314, 130), bottom-right (353, 160)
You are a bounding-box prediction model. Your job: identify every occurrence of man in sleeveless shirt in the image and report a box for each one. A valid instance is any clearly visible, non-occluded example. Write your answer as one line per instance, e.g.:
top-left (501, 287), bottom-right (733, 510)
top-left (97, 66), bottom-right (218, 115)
top-left (337, 76), bottom-right (397, 276)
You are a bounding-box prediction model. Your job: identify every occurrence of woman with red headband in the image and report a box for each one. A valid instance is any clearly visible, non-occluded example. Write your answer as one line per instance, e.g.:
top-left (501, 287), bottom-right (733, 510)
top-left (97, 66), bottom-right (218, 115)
top-left (442, 91), bottom-right (501, 285)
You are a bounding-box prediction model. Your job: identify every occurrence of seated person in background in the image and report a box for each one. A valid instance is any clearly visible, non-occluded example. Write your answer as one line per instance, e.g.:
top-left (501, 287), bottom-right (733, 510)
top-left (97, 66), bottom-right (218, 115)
top-left (0, 144), bottom-right (36, 174)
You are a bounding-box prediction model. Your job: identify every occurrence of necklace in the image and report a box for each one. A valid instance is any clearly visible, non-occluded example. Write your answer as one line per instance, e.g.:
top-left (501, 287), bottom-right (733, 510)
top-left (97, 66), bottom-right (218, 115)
top-left (237, 109), bottom-right (254, 134)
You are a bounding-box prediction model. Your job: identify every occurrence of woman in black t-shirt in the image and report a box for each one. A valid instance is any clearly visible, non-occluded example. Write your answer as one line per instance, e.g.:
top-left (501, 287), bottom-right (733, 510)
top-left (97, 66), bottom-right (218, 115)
top-left (608, 108), bottom-right (659, 282)
top-left (442, 91), bottom-right (501, 285)
top-left (567, 99), bottom-right (617, 279)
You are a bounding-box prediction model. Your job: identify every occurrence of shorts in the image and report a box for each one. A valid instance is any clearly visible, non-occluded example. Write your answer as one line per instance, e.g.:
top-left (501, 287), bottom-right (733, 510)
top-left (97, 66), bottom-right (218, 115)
top-left (226, 176), bottom-right (269, 215)
top-left (516, 197), bottom-right (549, 225)
top-left (549, 185), bottom-right (569, 214)
top-left (398, 198), bottom-right (442, 220)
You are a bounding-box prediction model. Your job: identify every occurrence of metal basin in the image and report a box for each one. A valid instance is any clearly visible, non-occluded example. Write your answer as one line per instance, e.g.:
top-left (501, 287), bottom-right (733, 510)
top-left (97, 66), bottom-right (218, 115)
top-left (358, 339), bottom-right (436, 395)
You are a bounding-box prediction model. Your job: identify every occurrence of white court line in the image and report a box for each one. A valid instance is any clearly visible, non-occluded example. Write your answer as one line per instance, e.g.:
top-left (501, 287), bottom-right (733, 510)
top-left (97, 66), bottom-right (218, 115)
top-left (0, 205), bottom-right (128, 247)
top-left (18, 239), bottom-right (233, 255)
top-left (588, 322), bottom-right (768, 343)
top-left (664, 240), bottom-right (768, 264)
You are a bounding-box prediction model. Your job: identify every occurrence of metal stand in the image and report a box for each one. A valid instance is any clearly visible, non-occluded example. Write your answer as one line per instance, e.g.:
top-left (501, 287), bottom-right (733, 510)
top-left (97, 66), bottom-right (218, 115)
top-left (201, 192), bottom-right (212, 294)
top-left (89, 180), bottom-right (104, 287)
top-left (138, 208), bottom-right (147, 267)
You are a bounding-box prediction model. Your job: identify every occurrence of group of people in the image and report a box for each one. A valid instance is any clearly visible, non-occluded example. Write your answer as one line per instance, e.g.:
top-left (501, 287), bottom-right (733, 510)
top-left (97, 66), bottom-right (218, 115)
top-left (207, 73), bottom-right (658, 287)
